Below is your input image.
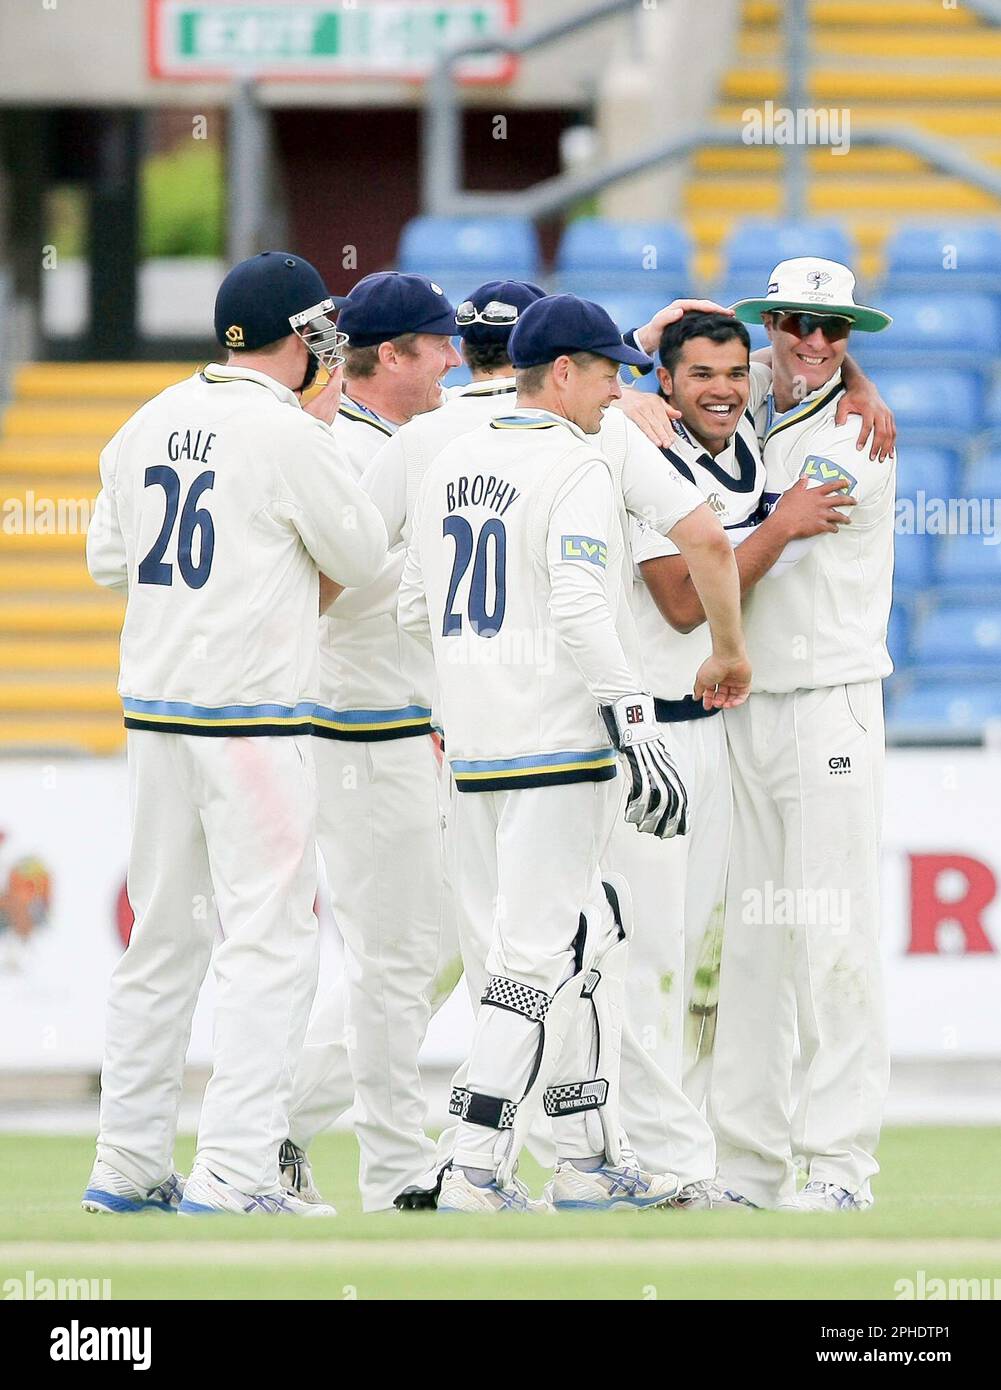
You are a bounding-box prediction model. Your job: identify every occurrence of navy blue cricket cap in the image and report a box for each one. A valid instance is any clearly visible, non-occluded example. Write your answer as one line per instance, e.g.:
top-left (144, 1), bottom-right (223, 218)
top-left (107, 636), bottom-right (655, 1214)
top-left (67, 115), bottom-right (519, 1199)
top-left (214, 251), bottom-right (346, 352)
top-left (508, 294), bottom-right (652, 373)
top-left (337, 272), bottom-right (457, 347)
top-left (457, 279), bottom-right (548, 345)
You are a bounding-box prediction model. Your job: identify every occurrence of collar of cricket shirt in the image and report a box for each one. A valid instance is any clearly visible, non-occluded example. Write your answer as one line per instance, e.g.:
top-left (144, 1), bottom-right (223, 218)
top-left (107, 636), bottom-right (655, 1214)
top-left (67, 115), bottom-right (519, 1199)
top-left (338, 393), bottom-right (398, 435)
top-left (663, 414), bottom-right (760, 494)
top-left (458, 376), bottom-right (517, 398)
top-left (501, 406), bottom-right (590, 441)
top-left (763, 367), bottom-right (845, 444)
top-left (200, 361), bottom-right (303, 407)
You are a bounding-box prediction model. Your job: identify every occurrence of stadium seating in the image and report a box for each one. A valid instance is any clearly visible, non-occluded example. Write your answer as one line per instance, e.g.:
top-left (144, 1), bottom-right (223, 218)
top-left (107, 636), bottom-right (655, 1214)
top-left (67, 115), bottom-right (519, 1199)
top-left (719, 219), bottom-right (855, 282)
top-left (874, 368), bottom-right (983, 443)
top-left (853, 292), bottom-right (1001, 376)
top-left (937, 532), bottom-right (1001, 587)
top-left (883, 221), bottom-right (1001, 295)
top-left (963, 453), bottom-right (1001, 501)
top-left (911, 602), bottom-right (1001, 667)
top-left (894, 446), bottom-right (958, 504)
top-left (888, 679), bottom-right (1001, 734)
top-left (396, 216), bottom-right (541, 306)
top-left (893, 531), bottom-right (936, 591)
top-left (552, 219), bottom-right (690, 296)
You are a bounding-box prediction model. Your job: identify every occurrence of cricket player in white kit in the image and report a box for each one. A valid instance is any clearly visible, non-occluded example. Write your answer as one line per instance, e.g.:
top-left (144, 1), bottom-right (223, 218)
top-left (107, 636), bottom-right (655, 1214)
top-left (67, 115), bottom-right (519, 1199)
top-left (400, 296), bottom-right (750, 1212)
top-left (81, 253), bottom-right (388, 1216)
top-left (607, 310), bottom-right (890, 1204)
top-left (710, 259), bottom-right (896, 1211)
top-left (287, 273), bottom-right (463, 1213)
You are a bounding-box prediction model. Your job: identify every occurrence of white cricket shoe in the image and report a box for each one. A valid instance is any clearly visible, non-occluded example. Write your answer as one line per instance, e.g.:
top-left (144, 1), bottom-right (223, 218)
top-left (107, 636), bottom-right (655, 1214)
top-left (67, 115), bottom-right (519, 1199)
top-left (81, 1160), bottom-right (184, 1215)
top-left (781, 1180), bottom-right (870, 1212)
top-left (437, 1168), bottom-right (546, 1214)
top-left (278, 1139), bottom-right (328, 1206)
top-left (178, 1163), bottom-right (336, 1216)
top-left (664, 1178), bottom-right (757, 1211)
top-left (550, 1161), bottom-right (679, 1211)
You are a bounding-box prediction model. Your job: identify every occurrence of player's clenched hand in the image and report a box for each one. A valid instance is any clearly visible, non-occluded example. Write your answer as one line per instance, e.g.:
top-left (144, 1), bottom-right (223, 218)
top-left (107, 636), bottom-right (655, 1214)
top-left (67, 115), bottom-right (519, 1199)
top-left (693, 652), bottom-right (751, 710)
top-left (634, 299), bottom-right (735, 355)
top-left (600, 694), bottom-right (688, 838)
top-left (774, 477), bottom-right (857, 538)
top-left (612, 389), bottom-right (679, 447)
top-left (836, 379), bottom-right (896, 462)
top-left (302, 364), bottom-right (344, 425)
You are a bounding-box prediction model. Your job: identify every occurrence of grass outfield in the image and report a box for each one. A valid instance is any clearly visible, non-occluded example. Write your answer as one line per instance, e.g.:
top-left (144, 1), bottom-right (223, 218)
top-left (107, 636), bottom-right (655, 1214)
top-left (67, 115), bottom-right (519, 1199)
top-left (1, 1128), bottom-right (1000, 1300)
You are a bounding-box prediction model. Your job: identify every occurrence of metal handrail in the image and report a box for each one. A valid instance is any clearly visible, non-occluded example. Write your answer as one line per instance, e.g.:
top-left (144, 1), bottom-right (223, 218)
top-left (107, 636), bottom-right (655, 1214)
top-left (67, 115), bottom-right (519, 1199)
top-left (422, 0), bottom-right (643, 214)
top-left (422, 0), bottom-right (1001, 224)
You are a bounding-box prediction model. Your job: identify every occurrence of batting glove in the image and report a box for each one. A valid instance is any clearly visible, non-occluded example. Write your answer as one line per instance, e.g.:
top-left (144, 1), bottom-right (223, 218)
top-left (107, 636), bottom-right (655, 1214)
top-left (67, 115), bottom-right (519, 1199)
top-left (600, 693), bottom-right (688, 839)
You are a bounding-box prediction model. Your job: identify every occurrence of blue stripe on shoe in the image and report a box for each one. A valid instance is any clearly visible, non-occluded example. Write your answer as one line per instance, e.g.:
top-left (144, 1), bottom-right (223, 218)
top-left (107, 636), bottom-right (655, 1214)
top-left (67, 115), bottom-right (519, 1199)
top-left (81, 1188), bottom-right (144, 1213)
top-left (177, 1198), bottom-right (224, 1215)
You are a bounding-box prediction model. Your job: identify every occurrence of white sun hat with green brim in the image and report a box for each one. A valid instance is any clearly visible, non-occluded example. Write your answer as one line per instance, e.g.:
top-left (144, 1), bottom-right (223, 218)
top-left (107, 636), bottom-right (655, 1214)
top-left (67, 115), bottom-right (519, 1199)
top-left (730, 257), bottom-right (893, 333)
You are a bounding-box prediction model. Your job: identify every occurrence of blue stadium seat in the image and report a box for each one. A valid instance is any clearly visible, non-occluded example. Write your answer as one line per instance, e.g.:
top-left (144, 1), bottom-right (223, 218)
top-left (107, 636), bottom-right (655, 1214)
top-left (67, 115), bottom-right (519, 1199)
top-left (938, 532), bottom-right (1001, 586)
top-left (587, 290), bottom-right (684, 340)
top-left (894, 446), bottom-right (957, 503)
top-left (397, 217), bottom-right (541, 289)
top-left (888, 679), bottom-right (1001, 733)
top-left (875, 368), bottom-right (982, 436)
top-left (986, 379), bottom-right (1001, 427)
top-left (893, 531), bottom-right (935, 589)
top-left (912, 603), bottom-right (1001, 665)
top-left (853, 293), bottom-right (1001, 375)
top-left (887, 603), bottom-right (911, 668)
top-left (884, 221), bottom-right (1001, 293)
top-left (963, 453), bottom-right (1001, 501)
top-left (720, 219), bottom-right (855, 283)
top-left (554, 220), bottom-right (690, 293)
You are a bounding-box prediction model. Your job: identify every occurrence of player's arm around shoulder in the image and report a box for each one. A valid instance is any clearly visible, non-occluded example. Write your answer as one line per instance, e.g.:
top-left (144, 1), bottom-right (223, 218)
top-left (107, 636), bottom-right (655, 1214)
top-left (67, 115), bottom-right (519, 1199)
top-left (274, 409), bottom-right (388, 588)
top-left (86, 429), bottom-right (129, 592)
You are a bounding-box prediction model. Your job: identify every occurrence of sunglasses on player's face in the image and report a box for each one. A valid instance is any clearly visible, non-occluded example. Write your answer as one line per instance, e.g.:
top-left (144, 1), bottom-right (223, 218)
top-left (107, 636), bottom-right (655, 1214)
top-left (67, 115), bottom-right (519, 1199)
top-left (777, 312), bottom-right (853, 341)
top-left (455, 300), bottom-right (520, 327)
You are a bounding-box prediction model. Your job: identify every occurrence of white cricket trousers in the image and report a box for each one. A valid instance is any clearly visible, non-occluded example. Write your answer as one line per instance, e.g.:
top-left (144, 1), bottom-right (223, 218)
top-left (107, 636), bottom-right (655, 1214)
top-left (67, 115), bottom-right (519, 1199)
top-left (604, 712), bottom-right (730, 1185)
top-left (295, 734), bottom-right (454, 1211)
top-left (451, 779), bottom-right (622, 1173)
top-left (711, 682), bottom-right (890, 1208)
top-left (97, 731), bottom-right (320, 1194)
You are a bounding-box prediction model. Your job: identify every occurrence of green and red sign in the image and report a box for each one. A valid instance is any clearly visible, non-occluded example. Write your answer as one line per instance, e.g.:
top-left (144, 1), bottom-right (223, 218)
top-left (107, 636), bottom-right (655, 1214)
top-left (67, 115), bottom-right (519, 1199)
top-left (149, 0), bottom-right (519, 82)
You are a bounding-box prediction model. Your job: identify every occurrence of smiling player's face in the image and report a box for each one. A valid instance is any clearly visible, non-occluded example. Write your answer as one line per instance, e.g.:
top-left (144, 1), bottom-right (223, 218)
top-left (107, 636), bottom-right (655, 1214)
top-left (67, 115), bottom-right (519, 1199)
top-left (561, 353), bottom-right (623, 434)
top-left (657, 337), bottom-right (751, 455)
top-left (765, 311), bottom-right (850, 398)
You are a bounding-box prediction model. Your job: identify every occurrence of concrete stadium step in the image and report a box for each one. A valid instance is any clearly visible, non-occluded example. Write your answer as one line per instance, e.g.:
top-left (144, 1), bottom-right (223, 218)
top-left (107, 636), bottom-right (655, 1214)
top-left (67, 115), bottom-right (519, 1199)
top-left (0, 601), bottom-right (123, 636)
top-left (1, 403), bottom-right (139, 440)
top-left (724, 71), bottom-right (1001, 102)
top-left (1, 558), bottom-right (97, 593)
top-left (0, 638), bottom-right (120, 673)
top-left (13, 362), bottom-right (196, 402)
top-left (0, 444), bottom-right (100, 478)
top-left (740, 30), bottom-right (1001, 61)
top-left (744, 0), bottom-right (981, 28)
top-left (686, 177), bottom-right (1001, 216)
top-left (695, 146), bottom-right (1001, 176)
top-left (0, 717), bottom-right (125, 756)
top-left (0, 681), bottom-right (121, 715)
top-left (2, 530), bottom-right (87, 553)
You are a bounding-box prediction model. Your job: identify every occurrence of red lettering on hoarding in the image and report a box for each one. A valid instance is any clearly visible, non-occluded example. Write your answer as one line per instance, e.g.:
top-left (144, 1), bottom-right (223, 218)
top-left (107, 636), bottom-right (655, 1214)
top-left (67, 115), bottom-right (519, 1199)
top-left (908, 854), bottom-right (997, 955)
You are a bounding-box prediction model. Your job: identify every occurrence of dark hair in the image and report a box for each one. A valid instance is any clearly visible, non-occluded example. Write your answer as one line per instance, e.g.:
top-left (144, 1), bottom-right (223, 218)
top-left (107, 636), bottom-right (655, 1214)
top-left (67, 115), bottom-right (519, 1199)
top-left (657, 312), bottom-right (751, 377)
top-left (462, 340), bottom-right (512, 373)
